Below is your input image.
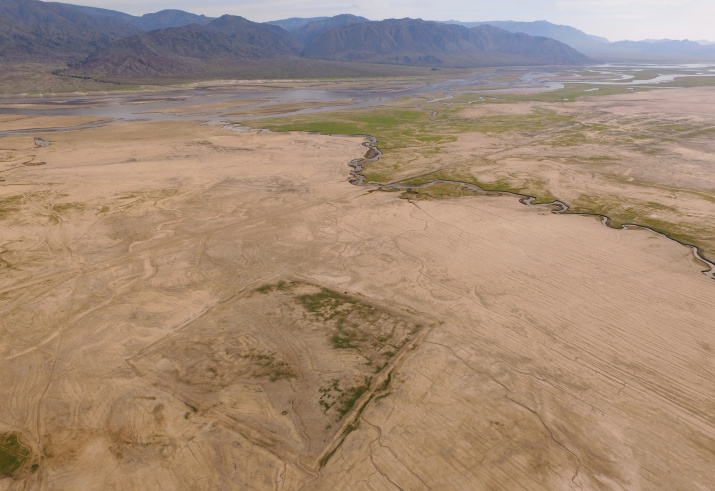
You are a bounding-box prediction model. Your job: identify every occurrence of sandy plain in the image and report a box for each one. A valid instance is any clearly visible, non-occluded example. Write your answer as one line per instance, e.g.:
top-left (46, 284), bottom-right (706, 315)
top-left (0, 83), bottom-right (714, 490)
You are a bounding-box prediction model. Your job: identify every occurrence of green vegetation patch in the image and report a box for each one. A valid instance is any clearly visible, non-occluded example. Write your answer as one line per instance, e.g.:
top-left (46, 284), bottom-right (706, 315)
top-left (399, 165), bottom-right (557, 203)
top-left (0, 432), bottom-right (31, 476)
top-left (244, 350), bottom-right (296, 382)
top-left (319, 377), bottom-right (371, 421)
top-left (248, 101), bottom-right (582, 186)
top-left (399, 164), bottom-right (481, 186)
top-left (569, 194), bottom-right (713, 255)
top-left (626, 70), bottom-right (666, 81)
top-left (639, 120), bottom-right (715, 139)
top-left (297, 286), bottom-right (378, 350)
top-left (547, 128), bottom-right (591, 147)
top-left (319, 418), bottom-right (362, 468)
top-left (256, 281), bottom-right (421, 425)
top-left (255, 282), bottom-right (421, 367)
top-left (297, 287), bottom-right (369, 320)
top-left (436, 108), bottom-right (576, 134)
top-left (335, 380), bottom-right (370, 418)
top-left (400, 183), bottom-right (480, 200)
top-left (493, 84), bottom-right (649, 103)
top-left (660, 76), bottom-right (715, 88)
top-left (489, 74), bottom-right (522, 84)
top-left (246, 104), bottom-right (466, 185)
top-left (248, 107), bottom-right (437, 152)
top-left (255, 280), bottom-right (289, 294)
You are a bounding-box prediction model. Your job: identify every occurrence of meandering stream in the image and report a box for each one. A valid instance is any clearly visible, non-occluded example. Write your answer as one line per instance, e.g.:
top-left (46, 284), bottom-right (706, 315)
top-left (348, 136), bottom-right (715, 281)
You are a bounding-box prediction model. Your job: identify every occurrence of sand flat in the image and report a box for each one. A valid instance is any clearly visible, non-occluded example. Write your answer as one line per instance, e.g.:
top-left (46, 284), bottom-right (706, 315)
top-left (315, 196), bottom-right (714, 489)
top-left (0, 110), bottom-right (713, 490)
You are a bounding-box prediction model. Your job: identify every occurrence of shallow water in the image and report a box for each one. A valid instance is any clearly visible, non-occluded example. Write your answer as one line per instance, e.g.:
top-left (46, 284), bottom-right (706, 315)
top-left (1, 63), bottom-right (713, 136)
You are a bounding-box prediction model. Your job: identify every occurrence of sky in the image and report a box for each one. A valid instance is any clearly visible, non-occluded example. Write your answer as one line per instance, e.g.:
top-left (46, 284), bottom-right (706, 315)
top-left (65, 0), bottom-right (715, 42)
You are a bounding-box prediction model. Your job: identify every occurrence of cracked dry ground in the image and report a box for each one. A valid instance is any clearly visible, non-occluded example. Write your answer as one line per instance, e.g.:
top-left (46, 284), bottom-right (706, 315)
top-left (0, 118), bottom-right (713, 490)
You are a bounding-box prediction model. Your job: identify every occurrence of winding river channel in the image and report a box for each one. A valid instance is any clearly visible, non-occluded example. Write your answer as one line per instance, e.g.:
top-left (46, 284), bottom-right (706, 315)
top-left (348, 137), bottom-right (715, 281)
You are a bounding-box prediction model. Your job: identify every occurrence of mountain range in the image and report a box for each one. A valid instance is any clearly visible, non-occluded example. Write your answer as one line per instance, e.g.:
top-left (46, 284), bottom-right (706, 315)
top-left (72, 17), bottom-right (298, 77)
top-left (291, 14), bottom-right (369, 46)
top-left (447, 19), bottom-right (715, 62)
top-left (3, 0), bottom-right (715, 82)
top-left (448, 20), bottom-right (610, 55)
top-left (301, 19), bottom-right (588, 67)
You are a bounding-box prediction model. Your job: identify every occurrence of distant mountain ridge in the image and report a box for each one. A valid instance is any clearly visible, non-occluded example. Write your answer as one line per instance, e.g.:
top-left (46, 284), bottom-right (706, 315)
top-left (209, 15), bottom-right (302, 53)
top-left (293, 14), bottom-right (369, 46)
top-left (49, 2), bottom-right (135, 22)
top-left (0, 0), bottom-right (143, 62)
top-left (301, 19), bottom-right (590, 67)
top-left (605, 39), bottom-right (715, 61)
top-left (7, 2), bottom-right (715, 82)
top-left (57, 4), bottom-right (215, 30)
top-left (71, 15), bottom-right (301, 77)
top-left (444, 19), bottom-right (715, 62)
top-left (131, 9), bottom-right (214, 31)
top-left (265, 17), bottom-right (329, 32)
top-left (446, 20), bottom-right (609, 54)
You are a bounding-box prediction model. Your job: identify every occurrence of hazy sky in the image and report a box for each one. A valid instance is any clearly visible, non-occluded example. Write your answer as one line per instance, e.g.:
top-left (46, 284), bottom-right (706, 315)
top-left (66, 0), bottom-right (715, 42)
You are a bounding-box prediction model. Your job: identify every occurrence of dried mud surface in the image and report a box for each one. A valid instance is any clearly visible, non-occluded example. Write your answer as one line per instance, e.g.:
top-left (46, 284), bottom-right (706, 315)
top-left (0, 107), bottom-right (713, 490)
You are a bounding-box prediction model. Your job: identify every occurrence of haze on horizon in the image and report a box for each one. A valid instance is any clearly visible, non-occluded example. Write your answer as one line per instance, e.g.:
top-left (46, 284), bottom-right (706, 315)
top-left (59, 0), bottom-right (714, 43)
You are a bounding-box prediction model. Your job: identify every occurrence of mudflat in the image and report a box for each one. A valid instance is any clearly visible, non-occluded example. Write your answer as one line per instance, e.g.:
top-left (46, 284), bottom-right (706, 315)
top-left (0, 82), bottom-right (714, 490)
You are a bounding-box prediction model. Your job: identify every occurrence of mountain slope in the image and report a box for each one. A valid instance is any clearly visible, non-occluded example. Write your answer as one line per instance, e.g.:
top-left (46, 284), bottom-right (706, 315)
top-left (302, 19), bottom-right (590, 67)
top-left (70, 25), bottom-right (261, 76)
top-left (0, 0), bottom-right (143, 62)
top-left (209, 15), bottom-right (302, 54)
top-left (293, 14), bottom-right (369, 46)
top-left (68, 17), bottom-right (302, 77)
